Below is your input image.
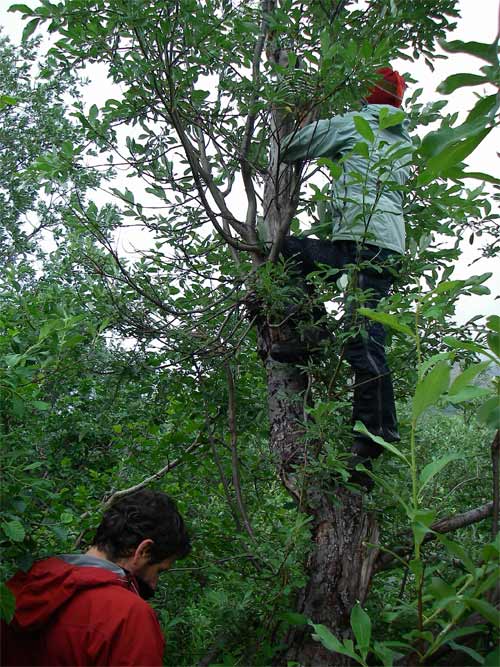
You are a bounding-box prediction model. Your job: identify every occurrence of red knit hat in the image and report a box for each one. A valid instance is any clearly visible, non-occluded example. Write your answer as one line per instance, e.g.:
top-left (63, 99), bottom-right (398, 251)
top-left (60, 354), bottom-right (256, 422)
top-left (365, 67), bottom-right (406, 107)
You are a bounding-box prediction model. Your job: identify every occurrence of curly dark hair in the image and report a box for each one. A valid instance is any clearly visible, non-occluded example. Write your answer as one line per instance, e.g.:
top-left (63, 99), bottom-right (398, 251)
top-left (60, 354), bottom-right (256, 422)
top-left (92, 489), bottom-right (191, 563)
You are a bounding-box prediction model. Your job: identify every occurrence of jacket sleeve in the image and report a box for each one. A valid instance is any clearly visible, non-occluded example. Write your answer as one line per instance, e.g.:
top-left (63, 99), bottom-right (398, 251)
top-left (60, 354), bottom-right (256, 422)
top-left (280, 116), bottom-right (352, 163)
top-left (99, 601), bottom-right (165, 666)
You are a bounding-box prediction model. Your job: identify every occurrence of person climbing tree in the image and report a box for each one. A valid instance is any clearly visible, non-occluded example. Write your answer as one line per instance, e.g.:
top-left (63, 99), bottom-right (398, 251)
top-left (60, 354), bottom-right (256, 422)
top-left (274, 67), bottom-right (413, 487)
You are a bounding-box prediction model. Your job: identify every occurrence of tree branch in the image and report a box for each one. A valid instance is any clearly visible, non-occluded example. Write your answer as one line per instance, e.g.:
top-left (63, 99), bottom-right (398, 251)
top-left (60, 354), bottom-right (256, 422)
top-left (132, 26), bottom-right (257, 251)
top-left (210, 430), bottom-right (244, 528)
top-left (492, 430), bottom-right (499, 538)
top-left (239, 0), bottom-right (271, 231)
top-left (375, 502), bottom-right (494, 573)
top-left (103, 436), bottom-right (205, 509)
top-left (226, 364), bottom-right (256, 541)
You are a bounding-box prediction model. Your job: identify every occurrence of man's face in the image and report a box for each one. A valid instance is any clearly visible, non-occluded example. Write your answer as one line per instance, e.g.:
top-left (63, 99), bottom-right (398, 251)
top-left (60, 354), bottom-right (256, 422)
top-left (132, 554), bottom-right (176, 591)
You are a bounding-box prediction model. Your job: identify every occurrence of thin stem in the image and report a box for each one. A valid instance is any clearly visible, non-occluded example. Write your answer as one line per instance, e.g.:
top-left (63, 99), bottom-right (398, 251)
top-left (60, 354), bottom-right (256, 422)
top-left (226, 364), bottom-right (256, 541)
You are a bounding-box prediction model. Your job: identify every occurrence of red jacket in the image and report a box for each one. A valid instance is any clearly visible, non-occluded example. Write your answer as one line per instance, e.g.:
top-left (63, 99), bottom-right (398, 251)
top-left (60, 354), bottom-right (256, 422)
top-left (1, 556), bottom-right (165, 666)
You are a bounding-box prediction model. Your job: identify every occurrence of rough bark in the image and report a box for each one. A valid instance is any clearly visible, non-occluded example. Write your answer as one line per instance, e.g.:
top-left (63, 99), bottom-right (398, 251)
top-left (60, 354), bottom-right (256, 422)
top-left (285, 487), bottom-right (379, 666)
top-left (257, 329), bottom-right (379, 665)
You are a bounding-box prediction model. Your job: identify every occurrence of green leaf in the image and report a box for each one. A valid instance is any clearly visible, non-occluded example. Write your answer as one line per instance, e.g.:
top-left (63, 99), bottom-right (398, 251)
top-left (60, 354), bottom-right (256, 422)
top-left (447, 386), bottom-right (491, 404)
top-left (354, 115), bottom-right (375, 143)
top-left (427, 127), bottom-right (492, 175)
top-left (5, 353), bottom-right (23, 367)
top-left (466, 598), bottom-right (500, 628)
top-left (8, 4), bottom-right (34, 14)
top-left (309, 623), bottom-right (358, 659)
top-left (437, 73), bottom-right (487, 95)
top-left (478, 397), bottom-right (500, 429)
top-left (411, 509), bottom-right (436, 549)
top-left (351, 603), bottom-right (371, 660)
top-left (487, 315), bottom-right (500, 333)
top-left (279, 611), bottom-right (308, 626)
top-left (420, 92), bottom-right (496, 180)
top-left (123, 188), bottom-right (135, 205)
top-left (145, 185), bottom-right (167, 200)
top-left (39, 319), bottom-right (62, 340)
top-left (0, 94), bottom-right (17, 111)
top-left (409, 558), bottom-right (423, 579)
top-left (482, 535), bottom-right (500, 562)
top-left (445, 626), bottom-right (488, 643)
top-left (33, 400), bottom-right (51, 411)
top-left (0, 583), bottom-right (16, 623)
top-left (88, 104), bottom-right (98, 124)
top-left (21, 17), bottom-right (40, 41)
top-left (379, 107), bottom-right (406, 129)
top-left (428, 576), bottom-right (455, 602)
top-left (432, 279), bottom-right (464, 295)
top-left (439, 537), bottom-right (475, 573)
top-left (310, 624), bottom-right (345, 653)
top-left (2, 520), bottom-right (26, 542)
top-left (487, 332), bottom-right (500, 357)
top-left (476, 570), bottom-right (500, 597)
top-left (191, 89), bottom-right (210, 105)
top-left (353, 141), bottom-right (370, 158)
top-left (419, 352), bottom-right (453, 379)
top-left (449, 361), bottom-right (491, 395)
top-left (353, 422), bottom-right (409, 464)
top-left (468, 285), bottom-right (490, 296)
top-left (372, 641), bottom-right (397, 667)
top-left (443, 336), bottom-right (484, 354)
top-left (317, 157), bottom-right (343, 179)
top-left (412, 361), bottom-right (450, 420)
top-left (439, 39), bottom-right (499, 65)
top-left (447, 641), bottom-right (484, 665)
top-left (357, 308), bottom-right (414, 337)
top-left (484, 646), bottom-right (500, 666)
top-left (459, 171), bottom-right (500, 185)
top-left (419, 453), bottom-right (462, 493)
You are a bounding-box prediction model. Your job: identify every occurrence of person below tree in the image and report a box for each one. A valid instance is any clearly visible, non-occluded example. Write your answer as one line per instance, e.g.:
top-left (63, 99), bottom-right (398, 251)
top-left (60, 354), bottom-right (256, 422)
top-left (276, 67), bottom-right (413, 487)
top-left (1, 489), bottom-right (190, 666)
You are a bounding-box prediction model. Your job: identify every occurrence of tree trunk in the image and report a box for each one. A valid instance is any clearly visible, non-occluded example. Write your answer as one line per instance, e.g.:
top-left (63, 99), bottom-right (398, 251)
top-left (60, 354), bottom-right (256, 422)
top-left (257, 326), bottom-right (379, 665)
top-left (256, 28), bottom-right (379, 662)
top-left (285, 486), bottom-right (379, 665)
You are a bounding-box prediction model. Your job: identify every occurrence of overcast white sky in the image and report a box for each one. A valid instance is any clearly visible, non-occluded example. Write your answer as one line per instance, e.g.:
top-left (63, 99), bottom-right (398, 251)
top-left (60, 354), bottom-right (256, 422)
top-left (1, 0), bottom-right (498, 323)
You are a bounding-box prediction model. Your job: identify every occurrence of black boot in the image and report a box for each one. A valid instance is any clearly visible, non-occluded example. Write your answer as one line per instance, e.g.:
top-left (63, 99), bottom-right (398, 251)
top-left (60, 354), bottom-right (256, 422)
top-left (347, 437), bottom-right (383, 491)
top-left (347, 454), bottom-right (374, 491)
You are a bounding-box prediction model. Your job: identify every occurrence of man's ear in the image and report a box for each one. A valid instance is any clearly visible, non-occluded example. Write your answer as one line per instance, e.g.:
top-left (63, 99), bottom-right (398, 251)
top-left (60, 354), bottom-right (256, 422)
top-left (133, 538), bottom-right (154, 564)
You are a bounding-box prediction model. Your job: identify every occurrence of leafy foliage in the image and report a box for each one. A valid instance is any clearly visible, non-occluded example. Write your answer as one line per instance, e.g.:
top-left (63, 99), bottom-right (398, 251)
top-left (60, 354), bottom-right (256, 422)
top-left (1, 1), bottom-right (499, 665)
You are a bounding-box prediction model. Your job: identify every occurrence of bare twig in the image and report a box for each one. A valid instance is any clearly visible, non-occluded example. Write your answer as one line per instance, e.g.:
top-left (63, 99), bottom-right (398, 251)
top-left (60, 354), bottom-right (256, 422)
top-left (238, 0), bottom-right (271, 232)
top-left (226, 364), bottom-right (256, 541)
top-left (208, 429), bottom-right (242, 533)
top-left (492, 430), bottom-right (499, 538)
top-left (103, 436), bottom-right (204, 509)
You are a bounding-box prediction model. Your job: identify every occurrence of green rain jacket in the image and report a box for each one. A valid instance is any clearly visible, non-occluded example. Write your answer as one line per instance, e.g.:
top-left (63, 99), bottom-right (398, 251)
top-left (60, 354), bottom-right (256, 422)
top-left (281, 104), bottom-right (413, 255)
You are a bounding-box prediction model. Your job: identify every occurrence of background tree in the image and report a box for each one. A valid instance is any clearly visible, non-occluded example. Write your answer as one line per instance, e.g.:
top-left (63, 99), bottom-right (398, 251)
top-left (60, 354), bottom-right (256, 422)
top-left (2, 1), bottom-right (499, 664)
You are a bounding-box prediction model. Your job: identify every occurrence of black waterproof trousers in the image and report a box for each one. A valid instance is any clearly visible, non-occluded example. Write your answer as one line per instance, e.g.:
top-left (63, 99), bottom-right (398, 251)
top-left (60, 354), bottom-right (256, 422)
top-left (281, 237), bottom-right (400, 452)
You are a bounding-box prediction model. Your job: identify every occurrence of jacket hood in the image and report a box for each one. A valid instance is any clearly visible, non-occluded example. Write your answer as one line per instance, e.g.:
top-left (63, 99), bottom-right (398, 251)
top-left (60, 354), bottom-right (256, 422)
top-left (7, 556), bottom-right (131, 631)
